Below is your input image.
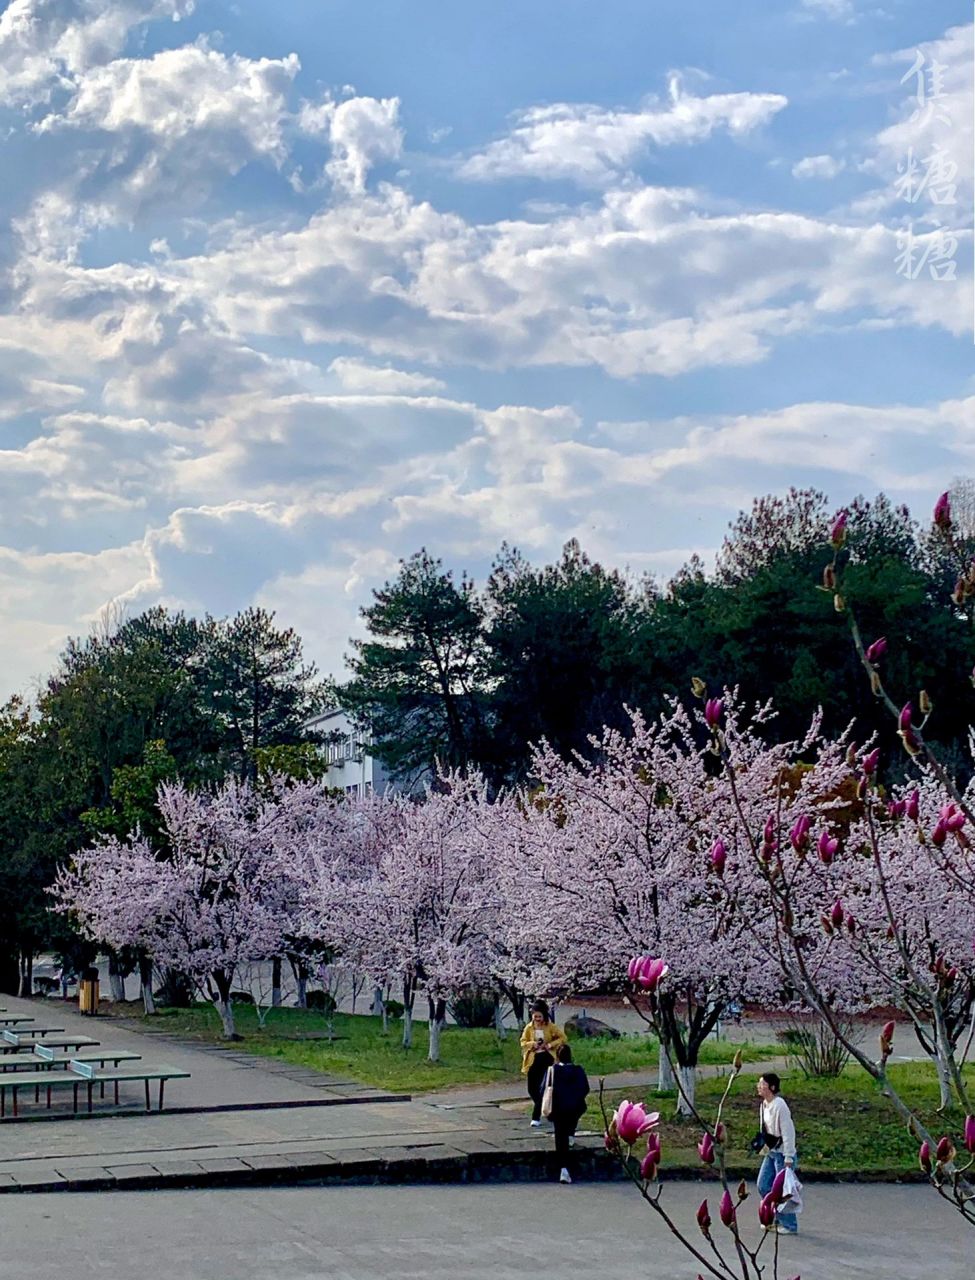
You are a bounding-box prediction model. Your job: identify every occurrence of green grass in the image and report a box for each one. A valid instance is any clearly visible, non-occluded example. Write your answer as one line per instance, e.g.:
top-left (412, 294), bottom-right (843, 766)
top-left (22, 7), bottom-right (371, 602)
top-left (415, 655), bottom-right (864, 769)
top-left (587, 1061), bottom-right (975, 1175)
top-left (111, 1002), bottom-right (777, 1095)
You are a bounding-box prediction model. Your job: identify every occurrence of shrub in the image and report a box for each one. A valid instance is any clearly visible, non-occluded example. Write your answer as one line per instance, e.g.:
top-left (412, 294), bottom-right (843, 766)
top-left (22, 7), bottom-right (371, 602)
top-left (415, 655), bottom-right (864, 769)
top-left (383, 998), bottom-right (404, 1020)
top-left (448, 991), bottom-right (496, 1028)
top-left (229, 990), bottom-right (255, 1005)
top-left (305, 989), bottom-right (337, 1015)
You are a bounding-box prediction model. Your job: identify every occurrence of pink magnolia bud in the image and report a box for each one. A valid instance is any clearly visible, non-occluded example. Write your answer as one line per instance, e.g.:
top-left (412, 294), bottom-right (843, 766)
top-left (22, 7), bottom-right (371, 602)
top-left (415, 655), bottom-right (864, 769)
top-left (710, 839), bottom-right (727, 877)
top-left (906, 790), bottom-right (920, 821)
top-left (770, 1167), bottom-right (788, 1203)
top-left (789, 815), bottom-right (811, 854)
top-left (919, 1140), bottom-right (932, 1172)
top-left (845, 911), bottom-right (857, 935)
top-left (933, 490), bottom-right (951, 531)
top-left (898, 702), bottom-right (912, 732)
top-left (715, 1121), bottom-right (726, 1144)
top-left (818, 831), bottom-right (838, 865)
top-left (862, 748), bottom-right (880, 776)
top-left (880, 1020), bottom-right (895, 1057)
top-left (830, 899), bottom-right (845, 929)
top-left (864, 637), bottom-right (887, 664)
top-left (935, 1135), bottom-right (954, 1163)
top-left (697, 1199), bottom-right (712, 1233)
top-left (941, 804), bottom-right (966, 833)
top-left (718, 1189), bottom-right (736, 1229)
top-left (931, 822), bottom-right (948, 848)
top-left (758, 1193), bottom-right (776, 1227)
top-left (704, 698), bottom-right (723, 729)
top-left (830, 510), bottom-right (848, 548)
top-left (964, 1115), bottom-right (975, 1154)
top-left (888, 800), bottom-right (906, 819)
top-left (698, 1132), bottom-right (715, 1165)
top-left (640, 1140), bottom-right (661, 1180)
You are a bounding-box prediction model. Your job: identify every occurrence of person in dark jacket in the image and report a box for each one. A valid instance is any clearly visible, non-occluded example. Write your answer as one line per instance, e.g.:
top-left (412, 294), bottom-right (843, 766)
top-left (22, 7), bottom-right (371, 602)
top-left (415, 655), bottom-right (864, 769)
top-left (547, 1043), bottom-right (590, 1184)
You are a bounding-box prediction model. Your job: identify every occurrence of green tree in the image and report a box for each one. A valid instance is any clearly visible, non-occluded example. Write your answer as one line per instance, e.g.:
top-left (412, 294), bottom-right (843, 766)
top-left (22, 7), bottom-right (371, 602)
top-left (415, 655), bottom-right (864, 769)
top-left (341, 550), bottom-right (489, 781)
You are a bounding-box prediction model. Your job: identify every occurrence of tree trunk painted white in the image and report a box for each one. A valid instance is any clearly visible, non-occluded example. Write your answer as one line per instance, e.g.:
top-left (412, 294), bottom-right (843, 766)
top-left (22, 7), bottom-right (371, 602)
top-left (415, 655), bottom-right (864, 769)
top-left (372, 986), bottom-right (384, 1017)
top-left (402, 1007), bottom-right (413, 1049)
top-left (107, 953), bottom-right (126, 1003)
top-left (215, 998), bottom-right (237, 1040)
top-left (676, 1065), bottom-right (697, 1115)
top-left (271, 957), bottom-right (282, 1008)
top-left (295, 973), bottom-right (307, 1009)
top-left (428, 1016), bottom-right (442, 1062)
top-left (18, 951), bottom-right (33, 999)
top-left (657, 1048), bottom-right (676, 1092)
top-left (140, 957), bottom-right (156, 1015)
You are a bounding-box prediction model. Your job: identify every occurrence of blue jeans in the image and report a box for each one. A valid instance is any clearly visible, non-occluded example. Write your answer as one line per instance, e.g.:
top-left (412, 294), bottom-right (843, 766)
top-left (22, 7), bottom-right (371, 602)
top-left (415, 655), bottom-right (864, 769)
top-left (758, 1150), bottom-right (799, 1233)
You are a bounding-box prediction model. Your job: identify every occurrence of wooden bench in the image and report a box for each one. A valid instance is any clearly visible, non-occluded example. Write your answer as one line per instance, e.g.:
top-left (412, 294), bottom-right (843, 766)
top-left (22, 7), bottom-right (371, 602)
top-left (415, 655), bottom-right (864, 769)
top-left (0, 1062), bottom-right (189, 1117)
top-left (0, 1016), bottom-right (36, 1026)
top-left (1, 1031), bottom-right (87, 1053)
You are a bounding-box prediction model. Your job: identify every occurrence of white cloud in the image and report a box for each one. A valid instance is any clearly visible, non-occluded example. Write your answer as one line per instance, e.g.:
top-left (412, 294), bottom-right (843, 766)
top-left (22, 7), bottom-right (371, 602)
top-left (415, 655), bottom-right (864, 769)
top-left (299, 93), bottom-right (403, 192)
top-left (0, 0), bottom-right (194, 108)
top-left (328, 357), bottom-right (446, 394)
top-left (458, 82), bottom-right (788, 185)
top-left (792, 153), bottom-right (846, 179)
top-left (799, 0), bottom-right (855, 20)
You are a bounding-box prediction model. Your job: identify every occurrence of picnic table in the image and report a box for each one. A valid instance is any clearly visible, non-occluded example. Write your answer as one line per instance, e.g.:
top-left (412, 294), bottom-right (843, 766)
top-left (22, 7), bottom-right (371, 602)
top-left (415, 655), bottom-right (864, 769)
top-left (0, 1061), bottom-right (189, 1117)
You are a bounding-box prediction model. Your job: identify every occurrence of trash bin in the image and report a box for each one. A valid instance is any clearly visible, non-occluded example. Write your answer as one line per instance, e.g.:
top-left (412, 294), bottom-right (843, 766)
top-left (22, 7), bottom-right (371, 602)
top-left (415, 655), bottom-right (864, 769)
top-left (78, 966), bottom-right (100, 1015)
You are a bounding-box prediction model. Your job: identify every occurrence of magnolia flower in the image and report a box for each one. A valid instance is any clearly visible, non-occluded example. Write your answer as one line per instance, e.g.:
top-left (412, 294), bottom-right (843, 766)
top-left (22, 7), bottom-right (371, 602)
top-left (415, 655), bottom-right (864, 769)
top-left (880, 1020), bottom-right (895, 1057)
top-left (934, 490), bottom-right (951, 530)
top-left (710, 839), bottom-right (727, 877)
top-left (614, 1100), bottom-right (659, 1146)
top-left (640, 1132), bottom-right (662, 1180)
top-left (906, 790), bottom-right (920, 821)
top-left (698, 1132), bottom-right (715, 1165)
top-left (965, 1115), bottom-right (975, 1155)
top-left (830, 899), bottom-right (845, 929)
top-left (718, 1189), bottom-right (736, 1228)
top-left (704, 698), bottom-right (723, 729)
top-left (628, 955), bottom-right (669, 992)
top-left (817, 831), bottom-right (839, 865)
top-left (861, 748), bottom-right (880, 776)
top-left (935, 1135), bottom-right (954, 1163)
top-left (940, 803), bottom-right (966, 833)
top-left (696, 1199), bottom-right (712, 1232)
top-left (770, 1167), bottom-right (787, 1203)
top-left (758, 1193), bottom-right (776, 1227)
top-left (789, 815), bottom-right (811, 854)
top-left (919, 1140), bottom-right (932, 1173)
top-left (898, 703), bottom-right (912, 731)
top-left (864, 636), bottom-right (887, 664)
top-left (888, 800), bottom-right (906, 819)
top-left (830, 510), bottom-right (848, 548)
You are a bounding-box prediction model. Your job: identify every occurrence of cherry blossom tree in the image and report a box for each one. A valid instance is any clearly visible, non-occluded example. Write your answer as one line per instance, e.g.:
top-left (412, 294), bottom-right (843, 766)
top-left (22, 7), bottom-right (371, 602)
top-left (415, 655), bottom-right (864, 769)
top-left (53, 778), bottom-right (303, 1038)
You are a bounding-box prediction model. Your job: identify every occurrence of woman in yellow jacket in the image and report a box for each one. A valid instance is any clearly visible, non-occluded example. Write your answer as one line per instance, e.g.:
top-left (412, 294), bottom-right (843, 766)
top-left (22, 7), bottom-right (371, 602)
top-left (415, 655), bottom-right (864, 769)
top-left (520, 1000), bottom-right (568, 1127)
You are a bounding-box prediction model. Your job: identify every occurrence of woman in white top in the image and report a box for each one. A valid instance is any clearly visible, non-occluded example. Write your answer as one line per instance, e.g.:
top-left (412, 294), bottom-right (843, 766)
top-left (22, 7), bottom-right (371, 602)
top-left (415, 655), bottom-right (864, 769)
top-left (756, 1071), bottom-right (798, 1235)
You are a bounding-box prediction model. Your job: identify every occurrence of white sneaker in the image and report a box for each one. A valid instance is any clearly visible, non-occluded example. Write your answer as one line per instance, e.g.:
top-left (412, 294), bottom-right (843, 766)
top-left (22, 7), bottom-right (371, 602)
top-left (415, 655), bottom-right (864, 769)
top-left (559, 1168), bottom-right (572, 1184)
top-left (530, 1119), bottom-right (542, 1128)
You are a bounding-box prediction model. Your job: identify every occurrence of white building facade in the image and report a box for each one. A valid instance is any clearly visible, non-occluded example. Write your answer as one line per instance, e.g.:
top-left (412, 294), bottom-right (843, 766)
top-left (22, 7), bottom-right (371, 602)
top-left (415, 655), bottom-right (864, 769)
top-left (305, 707), bottom-right (393, 798)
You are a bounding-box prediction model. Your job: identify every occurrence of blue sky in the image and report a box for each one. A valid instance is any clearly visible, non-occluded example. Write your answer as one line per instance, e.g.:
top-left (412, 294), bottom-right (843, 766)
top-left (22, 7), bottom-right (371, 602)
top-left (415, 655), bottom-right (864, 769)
top-left (0, 0), bottom-right (972, 696)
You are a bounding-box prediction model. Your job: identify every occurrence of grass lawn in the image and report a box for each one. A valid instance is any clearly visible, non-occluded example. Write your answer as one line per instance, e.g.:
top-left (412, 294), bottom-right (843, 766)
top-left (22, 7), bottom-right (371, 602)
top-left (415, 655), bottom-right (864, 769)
top-left (112, 1002), bottom-right (778, 1095)
top-left (586, 1061), bottom-right (975, 1176)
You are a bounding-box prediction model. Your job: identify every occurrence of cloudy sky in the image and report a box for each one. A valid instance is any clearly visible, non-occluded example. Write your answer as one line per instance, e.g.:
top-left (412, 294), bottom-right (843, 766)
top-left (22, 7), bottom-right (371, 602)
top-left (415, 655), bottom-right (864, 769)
top-left (1, 0), bottom-right (972, 698)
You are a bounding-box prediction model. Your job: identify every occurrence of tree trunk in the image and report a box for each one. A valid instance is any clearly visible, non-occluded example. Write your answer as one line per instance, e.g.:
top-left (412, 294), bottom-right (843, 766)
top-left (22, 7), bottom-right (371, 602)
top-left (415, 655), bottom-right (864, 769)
top-left (212, 971), bottom-right (240, 1040)
top-left (18, 950), bottom-right (33, 999)
top-left (107, 951), bottom-right (126, 1003)
top-left (139, 956), bottom-right (156, 1016)
top-left (0, 947), bottom-right (18, 997)
top-left (428, 998), bottom-right (447, 1063)
top-left (657, 1049), bottom-right (676, 1092)
top-left (934, 1045), bottom-right (954, 1110)
top-left (295, 973), bottom-right (307, 1009)
top-left (371, 985), bottom-right (384, 1017)
top-left (271, 957), bottom-right (282, 1008)
top-left (403, 1007), bottom-right (413, 1049)
top-left (493, 994), bottom-right (507, 1039)
top-left (676, 1064), bottom-right (697, 1116)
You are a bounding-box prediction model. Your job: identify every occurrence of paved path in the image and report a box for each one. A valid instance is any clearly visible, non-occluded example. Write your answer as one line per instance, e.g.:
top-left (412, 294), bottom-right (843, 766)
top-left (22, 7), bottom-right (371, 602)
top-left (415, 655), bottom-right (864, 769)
top-left (0, 1182), bottom-right (969, 1279)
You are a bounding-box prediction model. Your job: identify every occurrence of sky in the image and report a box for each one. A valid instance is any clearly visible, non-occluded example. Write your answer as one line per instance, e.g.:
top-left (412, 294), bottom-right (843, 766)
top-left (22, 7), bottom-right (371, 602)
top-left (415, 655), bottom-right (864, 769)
top-left (0, 0), bottom-right (973, 699)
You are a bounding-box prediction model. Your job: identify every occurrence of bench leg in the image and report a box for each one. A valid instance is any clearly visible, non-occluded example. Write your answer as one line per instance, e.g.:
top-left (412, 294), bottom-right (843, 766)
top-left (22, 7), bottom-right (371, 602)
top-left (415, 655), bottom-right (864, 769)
top-left (1, 1087), bottom-right (5, 1118)
top-left (144, 1079), bottom-right (151, 1112)
top-left (114, 1081), bottom-right (119, 1105)
top-left (12, 1087), bottom-right (17, 1119)
top-left (87, 1082), bottom-right (93, 1114)
top-left (47, 1085), bottom-right (52, 1108)
top-left (158, 1080), bottom-right (165, 1111)
top-left (72, 1082), bottom-right (78, 1114)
